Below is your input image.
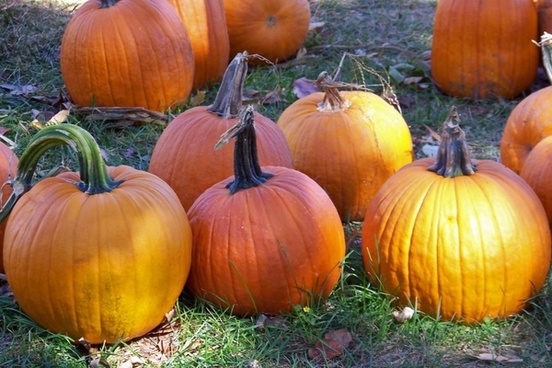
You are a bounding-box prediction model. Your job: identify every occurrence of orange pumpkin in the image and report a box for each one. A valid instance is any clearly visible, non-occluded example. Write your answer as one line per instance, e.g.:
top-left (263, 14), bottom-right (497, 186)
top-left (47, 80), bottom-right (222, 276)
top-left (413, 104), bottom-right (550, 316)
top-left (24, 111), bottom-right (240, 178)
top-left (166, 0), bottom-right (230, 89)
top-left (2, 124), bottom-right (192, 344)
top-left (148, 53), bottom-right (291, 210)
top-left (362, 108), bottom-right (551, 323)
top-left (223, 0), bottom-right (311, 63)
top-left (520, 135), bottom-right (552, 227)
top-left (186, 106), bottom-right (345, 316)
top-left (60, 0), bottom-right (195, 112)
top-left (0, 141), bottom-right (18, 274)
top-left (500, 32), bottom-right (552, 173)
top-left (539, 0), bottom-right (552, 38)
top-left (277, 72), bottom-right (413, 222)
top-left (431, 0), bottom-right (539, 99)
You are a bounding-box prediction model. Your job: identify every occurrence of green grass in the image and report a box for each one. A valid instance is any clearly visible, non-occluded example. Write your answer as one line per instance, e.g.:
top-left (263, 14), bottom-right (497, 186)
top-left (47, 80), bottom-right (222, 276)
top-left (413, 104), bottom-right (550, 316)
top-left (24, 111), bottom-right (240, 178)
top-left (1, 0), bottom-right (552, 367)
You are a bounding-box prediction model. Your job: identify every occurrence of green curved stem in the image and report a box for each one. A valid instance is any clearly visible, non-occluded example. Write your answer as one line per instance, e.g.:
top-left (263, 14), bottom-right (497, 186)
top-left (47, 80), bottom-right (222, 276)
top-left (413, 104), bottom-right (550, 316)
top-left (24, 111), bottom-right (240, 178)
top-left (428, 106), bottom-right (476, 178)
top-left (208, 52), bottom-right (249, 119)
top-left (0, 124), bottom-right (122, 222)
top-left (540, 32), bottom-right (552, 84)
top-left (215, 105), bottom-right (273, 194)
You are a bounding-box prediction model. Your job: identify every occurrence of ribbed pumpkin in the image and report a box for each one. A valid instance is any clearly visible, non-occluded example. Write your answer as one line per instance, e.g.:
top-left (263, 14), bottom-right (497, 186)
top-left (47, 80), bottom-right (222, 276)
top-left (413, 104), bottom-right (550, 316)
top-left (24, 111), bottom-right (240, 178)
top-left (223, 0), bottom-right (310, 63)
top-left (60, 0), bottom-right (195, 112)
top-left (186, 106), bottom-right (346, 316)
top-left (501, 32), bottom-right (552, 174)
top-left (520, 135), bottom-right (552, 227)
top-left (277, 72), bottom-right (413, 222)
top-left (1, 124), bottom-right (192, 344)
top-left (0, 142), bottom-right (18, 274)
top-left (431, 0), bottom-right (539, 99)
top-left (148, 53), bottom-right (291, 211)
top-left (166, 0), bottom-right (229, 89)
top-left (362, 108), bottom-right (551, 323)
top-left (539, 0), bottom-right (552, 38)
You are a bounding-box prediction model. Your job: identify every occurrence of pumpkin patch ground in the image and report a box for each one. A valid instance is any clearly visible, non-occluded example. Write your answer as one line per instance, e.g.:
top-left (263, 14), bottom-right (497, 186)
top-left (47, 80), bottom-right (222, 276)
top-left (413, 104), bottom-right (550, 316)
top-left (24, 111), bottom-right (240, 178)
top-left (1, 0), bottom-right (551, 367)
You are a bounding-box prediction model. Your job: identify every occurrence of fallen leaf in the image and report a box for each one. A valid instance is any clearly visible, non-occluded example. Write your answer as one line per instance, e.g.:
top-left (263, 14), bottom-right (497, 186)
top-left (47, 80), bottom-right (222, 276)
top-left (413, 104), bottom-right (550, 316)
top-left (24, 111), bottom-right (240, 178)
top-left (308, 328), bottom-right (352, 360)
top-left (292, 77), bottom-right (320, 98)
top-left (471, 352), bottom-right (523, 363)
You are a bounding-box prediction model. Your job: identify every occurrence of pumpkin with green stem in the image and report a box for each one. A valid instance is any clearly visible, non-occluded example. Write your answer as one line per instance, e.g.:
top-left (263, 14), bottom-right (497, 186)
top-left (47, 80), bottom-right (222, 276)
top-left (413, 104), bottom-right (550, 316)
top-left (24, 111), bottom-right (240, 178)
top-left (149, 52), bottom-right (291, 211)
top-left (0, 141), bottom-right (18, 274)
top-left (60, 0), bottom-right (195, 112)
top-left (186, 105), bottom-right (345, 316)
top-left (362, 107), bottom-right (551, 322)
top-left (501, 32), bottom-right (552, 174)
top-left (277, 71), bottom-right (413, 222)
top-left (1, 124), bottom-right (192, 344)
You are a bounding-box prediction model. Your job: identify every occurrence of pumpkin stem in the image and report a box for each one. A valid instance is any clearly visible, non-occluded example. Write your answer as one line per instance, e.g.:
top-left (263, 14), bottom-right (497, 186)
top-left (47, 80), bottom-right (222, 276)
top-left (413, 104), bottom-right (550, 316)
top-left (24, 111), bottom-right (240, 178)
top-left (0, 124), bottom-right (122, 221)
top-left (208, 52), bottom-right (249, 119)
top-left (315, 71), bottom-right (352, 112)
top-left (539, 32), bottom-right (552, 83)
top-left (215, 105), bottom-right (273, 194)
top-left (428, 106), bottom-right (476, 178)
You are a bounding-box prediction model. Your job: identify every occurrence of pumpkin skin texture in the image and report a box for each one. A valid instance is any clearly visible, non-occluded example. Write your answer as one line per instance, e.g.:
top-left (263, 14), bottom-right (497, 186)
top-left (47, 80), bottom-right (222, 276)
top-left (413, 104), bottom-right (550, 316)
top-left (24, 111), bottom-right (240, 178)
top-left (277, 74), bottom-right (413, 222)
top-left (520, 135), bottom-right (552, 227)
top-left (431, 0), bottom-right (539, 99)
top-left (186, 107), bottom-right (345, 316)
top-left (0, 142), bottom-right (18, 274)
top-left (149, 53), bottom-right (291, 211)
top-left (60, 0), bottom-right (195, 112)
top-left (3, 126), bottom-right (192, 344)
top-left (362, 111), bottom-right (551, 323)
top-left (223, 0), bottom-right (310, 63)
top-left (500, 86), bottom-right (552, 173)
top-left (166, 0), bottom-right (230, 89)
top-left (500, 33), bottom-right (552, 174)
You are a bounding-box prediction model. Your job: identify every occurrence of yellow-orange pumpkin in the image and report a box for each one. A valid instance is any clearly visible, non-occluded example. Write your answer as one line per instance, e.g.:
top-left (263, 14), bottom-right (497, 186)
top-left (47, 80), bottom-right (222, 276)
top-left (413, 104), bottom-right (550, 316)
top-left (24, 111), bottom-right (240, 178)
top-left (186, 106), bottom-right (345, 316)
top-left (166, 0), bottom-right (230, 89)
top-left (277, 72), bottom-right (413, 222)
top-left (148, 53), bottom-right (291, 210)
top-left (60, 0), bottom-right (195, 112)
top-left (362, 108), bottom-right (551, 322)
top-left (0, 142), bottom-right (18, 274)
top-left (2, 124), bottom-right (192, 344)
top-left (431, 0), bottom-right (539, 99)
top-left (223, 0), bottom-right (311, 63)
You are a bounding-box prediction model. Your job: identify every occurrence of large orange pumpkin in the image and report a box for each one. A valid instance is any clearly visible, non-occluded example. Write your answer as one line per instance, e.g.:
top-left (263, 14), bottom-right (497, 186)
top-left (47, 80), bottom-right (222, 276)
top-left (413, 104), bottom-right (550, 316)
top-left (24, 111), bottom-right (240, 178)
top-left (0, 141), bottom-right (18, 274)
top-left (2, 124), bottom-right (192, 344)
top-left (362, 108), bottom-right (551, 323)
top-left (186, 106), bottom-right (345, 316)
top-left (277, 72), bottom-right (413, 222)
top-left (222, 0), bottom-right (311, 63)
top-left (148, 53), bottom-right (291, 211)
top-left (166, 0), bottom-right (229, 89)
top-left (431, 0), bottom-right (539, 99)
top-left (60, 0), bottom-right (195, 112)
top-left (520, 135), bottom-right (552, 227)
top-left (500, 32), bottom-right (552, 174)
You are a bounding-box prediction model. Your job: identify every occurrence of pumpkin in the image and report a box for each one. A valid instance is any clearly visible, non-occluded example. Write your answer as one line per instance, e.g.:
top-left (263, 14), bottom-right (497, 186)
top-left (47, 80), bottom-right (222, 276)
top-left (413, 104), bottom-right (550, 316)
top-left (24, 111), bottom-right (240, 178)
top-left (431, 0), bottom-right (539, 99)
top-left (539, 0), bottom-right (552, 39)
top-left (520, 135), bottom-right (552, 227)
top-left (148, 52), bottom-right (292, 211)
top-left (166, 0), bottom-right (230, 89)
top-left (500, 32), bottom-right (552, 174)
top-left (0, 141), bottom-right (18, 274)
top-left (186, 105), bottom-right (346, 316)
top-left (222, 0), bottom-right (311, 63)
top-left (60, 0), bottom-right (195, 112)
top-left (362, 107), bottom-right (551, 323)
top-left (1, 124), bottom-right (192, 344)
top-left (277, 72), bottom-right (413, 222)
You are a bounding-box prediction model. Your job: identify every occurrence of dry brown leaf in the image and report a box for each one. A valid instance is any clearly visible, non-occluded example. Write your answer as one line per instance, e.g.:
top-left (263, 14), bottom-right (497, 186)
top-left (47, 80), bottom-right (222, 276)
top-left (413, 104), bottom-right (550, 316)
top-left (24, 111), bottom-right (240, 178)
top-left (471, 352), bottom-right (523, 363)
top-left (292, 77), bottom-right (320, 99)
top-left (308, 328), bottom-right (352, 360)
